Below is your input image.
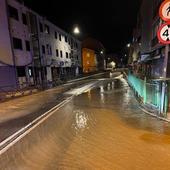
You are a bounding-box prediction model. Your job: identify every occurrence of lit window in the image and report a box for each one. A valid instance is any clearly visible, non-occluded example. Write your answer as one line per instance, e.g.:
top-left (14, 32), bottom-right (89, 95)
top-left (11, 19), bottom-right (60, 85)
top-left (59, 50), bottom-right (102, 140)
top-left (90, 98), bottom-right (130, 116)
top-left (87, 53), bottom-right (90, 57)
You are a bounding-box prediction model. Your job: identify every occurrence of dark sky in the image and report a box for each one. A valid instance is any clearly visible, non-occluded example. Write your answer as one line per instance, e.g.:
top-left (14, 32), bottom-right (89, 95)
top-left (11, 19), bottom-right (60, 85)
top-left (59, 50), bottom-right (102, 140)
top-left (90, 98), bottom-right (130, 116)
top-left (24, 0), bottom-right (141, 54)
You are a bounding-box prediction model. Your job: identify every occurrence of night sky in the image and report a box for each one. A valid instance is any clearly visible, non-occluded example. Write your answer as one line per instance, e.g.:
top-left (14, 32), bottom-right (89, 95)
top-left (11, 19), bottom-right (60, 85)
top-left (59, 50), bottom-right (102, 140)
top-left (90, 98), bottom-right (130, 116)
top-left (24, 0), bottom-right (141, 54)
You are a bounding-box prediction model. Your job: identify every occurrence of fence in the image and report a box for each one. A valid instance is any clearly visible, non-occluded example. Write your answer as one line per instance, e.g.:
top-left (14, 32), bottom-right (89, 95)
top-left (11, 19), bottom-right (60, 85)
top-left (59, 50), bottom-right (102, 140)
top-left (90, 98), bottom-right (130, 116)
top-left (128, 72), bottom-right (168, 117)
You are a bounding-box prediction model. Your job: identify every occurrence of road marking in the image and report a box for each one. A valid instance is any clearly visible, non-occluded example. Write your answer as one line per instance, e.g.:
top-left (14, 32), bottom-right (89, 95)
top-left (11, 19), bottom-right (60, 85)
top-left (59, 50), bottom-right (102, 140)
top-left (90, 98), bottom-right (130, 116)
top-left (0, 96), bottom-right (73, 155)
top-left (0, 80), bottom-right (101, 155)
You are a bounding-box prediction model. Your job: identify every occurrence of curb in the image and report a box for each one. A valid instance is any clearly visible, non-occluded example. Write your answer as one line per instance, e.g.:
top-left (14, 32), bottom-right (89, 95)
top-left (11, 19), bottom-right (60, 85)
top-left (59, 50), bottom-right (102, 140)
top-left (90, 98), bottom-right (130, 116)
top-left (139, 105), bottom-right (170, 122)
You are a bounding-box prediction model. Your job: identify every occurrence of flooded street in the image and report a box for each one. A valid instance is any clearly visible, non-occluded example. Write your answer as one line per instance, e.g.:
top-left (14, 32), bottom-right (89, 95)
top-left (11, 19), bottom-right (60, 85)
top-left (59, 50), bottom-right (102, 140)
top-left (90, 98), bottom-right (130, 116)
top-left (2, 75), bottom-right (170, 170)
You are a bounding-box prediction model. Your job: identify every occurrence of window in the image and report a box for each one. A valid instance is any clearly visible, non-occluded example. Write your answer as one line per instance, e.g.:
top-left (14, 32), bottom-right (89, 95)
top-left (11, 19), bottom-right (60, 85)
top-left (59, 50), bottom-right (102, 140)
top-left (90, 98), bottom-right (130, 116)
top-left (17, 66), bottom-right (26, 77)
top-left (60, 50), bottom-right (63, 58)
top-left (39, 22), bottom-right (43, 32)
top-left (45, 24), bottom-right (50, 34)
top-left (13, 37), bottom-right (22, 50)
top-left (46, 44), bottom-right (50, 55)
top-left (42, 45), bottom-right (45, 54)
top-left (25, 41), bottom-right (30, 51)
top-left (8, 5), bottom-right (19, 20)
top-left (55, 32), bottom-right (58, 39)
top-left (59, 34), bottom-right (62, 41)
top-left (66, 52), bottom-right (68, 58)
top-left (50, 46), bottom-right (52, 55)
top-left (56, 49), bottom-right (59, 57)
top-left (69, 53), bottom-right (71, 59)
top-left (46, 44), bottom-right (52, 55)
top-left (65, 36), bottom-right (68, 42)
top-left (87, 53), bottom-right (90, 57)
top-left (22, 13), bottom-right (27, 25)
top-left (75, 42), bottom-right (78, 48)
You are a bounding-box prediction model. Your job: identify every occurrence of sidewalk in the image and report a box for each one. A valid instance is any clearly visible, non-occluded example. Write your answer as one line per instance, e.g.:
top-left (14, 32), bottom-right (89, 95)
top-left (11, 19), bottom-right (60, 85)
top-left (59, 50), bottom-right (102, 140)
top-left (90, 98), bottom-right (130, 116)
top-left (0, 72), bottom-right (108, 102)
top-left (0, 88), bottom-right (39, 102)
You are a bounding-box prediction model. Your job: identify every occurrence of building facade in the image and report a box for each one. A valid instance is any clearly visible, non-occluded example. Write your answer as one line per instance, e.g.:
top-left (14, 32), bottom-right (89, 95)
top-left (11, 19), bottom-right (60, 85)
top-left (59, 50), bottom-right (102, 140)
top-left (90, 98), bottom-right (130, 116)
top-left (127, 0), bottom-right (170, 116)
top-left (82, 48), bottom-right (97, 73)
top-left (0, 0), bottom-right (82, 91)
top-left (129, 0), bottom-right (167, 79)
top-left (82, 38), bottom-right (105, 73)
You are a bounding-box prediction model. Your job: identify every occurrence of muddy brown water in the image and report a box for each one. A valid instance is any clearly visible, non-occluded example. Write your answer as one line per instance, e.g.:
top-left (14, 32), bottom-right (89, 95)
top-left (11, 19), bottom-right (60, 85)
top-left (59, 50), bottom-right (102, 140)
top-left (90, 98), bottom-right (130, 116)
top-left (1, 75), bottom-right (170, 170)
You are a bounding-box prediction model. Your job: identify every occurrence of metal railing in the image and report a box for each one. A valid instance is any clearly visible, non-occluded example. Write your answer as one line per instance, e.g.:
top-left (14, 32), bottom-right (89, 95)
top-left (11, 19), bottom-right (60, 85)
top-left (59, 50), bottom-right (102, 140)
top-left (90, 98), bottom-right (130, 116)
top-left (128, 72), bottom-right (168, 117)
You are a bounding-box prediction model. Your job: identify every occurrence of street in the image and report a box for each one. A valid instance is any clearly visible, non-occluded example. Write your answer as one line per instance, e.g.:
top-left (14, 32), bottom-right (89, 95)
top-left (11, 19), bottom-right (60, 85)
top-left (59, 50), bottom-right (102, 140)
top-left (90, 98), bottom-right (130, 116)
top-left (1, 0), bottom-right (170, 169)
top-left (1, 73), bottom-right (170, 169)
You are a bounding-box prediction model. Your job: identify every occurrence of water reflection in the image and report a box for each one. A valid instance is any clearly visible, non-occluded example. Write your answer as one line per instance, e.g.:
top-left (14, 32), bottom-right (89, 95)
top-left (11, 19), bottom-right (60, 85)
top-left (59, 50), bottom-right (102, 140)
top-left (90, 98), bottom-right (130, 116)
top-left (100, 86), bottom-right (105, 104)
top-left (73, 110), bottom-right (89, 133)
top-left (100, 86), bottom-right (104, 93)
top-left (87, 90), bottom-right (92, 100)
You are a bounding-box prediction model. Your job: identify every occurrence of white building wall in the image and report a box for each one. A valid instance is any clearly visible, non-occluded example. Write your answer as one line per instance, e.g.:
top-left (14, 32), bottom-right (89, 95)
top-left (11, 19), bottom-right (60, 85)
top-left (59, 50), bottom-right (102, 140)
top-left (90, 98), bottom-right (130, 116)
top-left (34, 14), bottom-right (82, 81)
top-left (7, 0), bottom-right (32, 66)
top-left (0, 0), bottom-right (82, 89)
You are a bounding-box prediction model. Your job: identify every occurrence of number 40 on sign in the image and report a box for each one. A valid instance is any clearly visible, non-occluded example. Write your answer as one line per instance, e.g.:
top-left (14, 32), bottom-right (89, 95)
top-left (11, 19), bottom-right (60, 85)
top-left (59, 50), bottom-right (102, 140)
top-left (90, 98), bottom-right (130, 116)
top-left (157, 23), bottom-right (170, 44)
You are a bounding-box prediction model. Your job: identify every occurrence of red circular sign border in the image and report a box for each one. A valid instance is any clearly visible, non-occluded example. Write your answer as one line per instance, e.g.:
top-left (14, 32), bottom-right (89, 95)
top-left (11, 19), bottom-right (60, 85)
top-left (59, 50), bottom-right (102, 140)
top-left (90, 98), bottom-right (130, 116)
top-left (159, 0), bottom-right (170, 22)
top-left (157, 22), bottom-right (170, 44)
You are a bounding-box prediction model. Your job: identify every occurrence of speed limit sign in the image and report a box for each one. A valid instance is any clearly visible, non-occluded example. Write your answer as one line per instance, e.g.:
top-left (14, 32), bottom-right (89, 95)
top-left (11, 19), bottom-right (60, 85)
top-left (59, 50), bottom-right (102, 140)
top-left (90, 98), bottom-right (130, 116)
top-left (159, 0), bottom-right (170, 22)
top-left (157, 23), bottom-right (170, 44)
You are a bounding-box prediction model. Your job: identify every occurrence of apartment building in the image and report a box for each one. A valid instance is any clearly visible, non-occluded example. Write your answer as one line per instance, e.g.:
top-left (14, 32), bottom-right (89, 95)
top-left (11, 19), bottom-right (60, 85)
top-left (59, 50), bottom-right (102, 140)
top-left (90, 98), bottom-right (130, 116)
top-left (130, 0), bottom-right (167, 79)
top-left (0, 0), bottom-right (82, 91)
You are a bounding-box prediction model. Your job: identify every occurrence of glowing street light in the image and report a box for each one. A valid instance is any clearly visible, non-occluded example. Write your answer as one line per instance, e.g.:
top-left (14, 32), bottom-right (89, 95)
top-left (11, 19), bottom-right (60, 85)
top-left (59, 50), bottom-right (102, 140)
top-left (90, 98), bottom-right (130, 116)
top-left (127, 43), bottom-right (131, 48)
top-left (73, 26), bottom-right (80, 35)
top-left (100, 50), bottom-right (104, 54)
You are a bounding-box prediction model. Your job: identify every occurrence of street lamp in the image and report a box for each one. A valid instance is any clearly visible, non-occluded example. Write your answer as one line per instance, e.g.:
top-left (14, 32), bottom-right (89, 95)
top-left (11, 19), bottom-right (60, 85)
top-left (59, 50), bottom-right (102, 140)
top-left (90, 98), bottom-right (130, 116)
top-left (73, 26), bottom-right (80, 35)
top-left (127, 43), bottom-right (131, 48)
top-left (100, 50), bottom-right (104, 54)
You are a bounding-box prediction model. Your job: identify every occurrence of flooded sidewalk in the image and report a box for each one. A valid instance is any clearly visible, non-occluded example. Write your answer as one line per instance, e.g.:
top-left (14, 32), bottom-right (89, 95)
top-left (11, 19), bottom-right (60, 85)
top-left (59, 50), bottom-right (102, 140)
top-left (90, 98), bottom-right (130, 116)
top-left (1, 76), bottom-right (170, 169)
